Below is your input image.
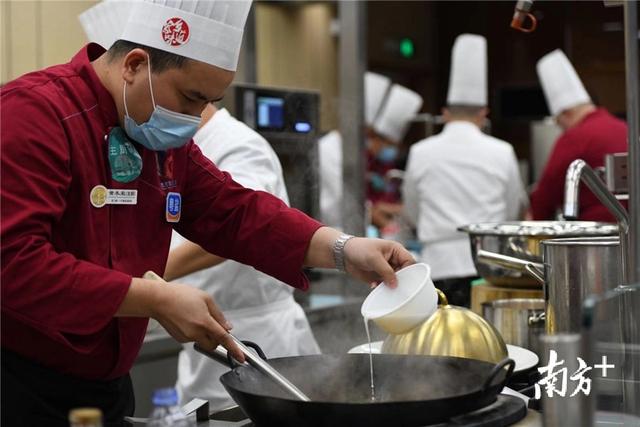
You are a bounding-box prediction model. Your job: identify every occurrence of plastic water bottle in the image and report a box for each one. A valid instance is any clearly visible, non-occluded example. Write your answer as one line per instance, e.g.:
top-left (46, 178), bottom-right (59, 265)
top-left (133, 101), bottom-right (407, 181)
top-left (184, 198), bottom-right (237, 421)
top-left (146, 388), bottom-right (195, 427)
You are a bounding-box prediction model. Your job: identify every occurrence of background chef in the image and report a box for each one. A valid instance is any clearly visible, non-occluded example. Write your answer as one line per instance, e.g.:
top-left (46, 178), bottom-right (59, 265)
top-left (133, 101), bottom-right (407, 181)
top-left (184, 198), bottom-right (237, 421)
top-left (529, 49), bottom-right (628, 222)
top-left (1, 1), bottom-right (414, 425)
top-left (319, 72), bottom-right (423, 231)
top-left (402, 34), bottom-right (527, 307)
top-left (165, 103), bottom-right (321, 410)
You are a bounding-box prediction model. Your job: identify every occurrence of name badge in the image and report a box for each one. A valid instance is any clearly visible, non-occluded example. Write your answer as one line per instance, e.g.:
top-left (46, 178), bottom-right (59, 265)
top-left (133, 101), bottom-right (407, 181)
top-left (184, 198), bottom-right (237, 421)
top-left (106, 189), bottom-right (138, 205)
top-left (90, 185), bottom-right (138, 208)
top-left (166, 192), bottom-right (181, 223)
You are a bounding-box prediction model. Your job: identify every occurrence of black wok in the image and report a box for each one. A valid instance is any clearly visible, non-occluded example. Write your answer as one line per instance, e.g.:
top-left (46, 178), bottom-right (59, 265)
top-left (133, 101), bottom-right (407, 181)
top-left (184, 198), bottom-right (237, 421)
top-left (195, 343), bottom-right (515, 427)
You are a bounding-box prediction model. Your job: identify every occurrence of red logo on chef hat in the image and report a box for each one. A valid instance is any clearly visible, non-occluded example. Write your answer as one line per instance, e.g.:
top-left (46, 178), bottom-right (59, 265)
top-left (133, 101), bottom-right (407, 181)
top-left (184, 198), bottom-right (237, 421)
top-left (161, 17), bottom-right (190, 46)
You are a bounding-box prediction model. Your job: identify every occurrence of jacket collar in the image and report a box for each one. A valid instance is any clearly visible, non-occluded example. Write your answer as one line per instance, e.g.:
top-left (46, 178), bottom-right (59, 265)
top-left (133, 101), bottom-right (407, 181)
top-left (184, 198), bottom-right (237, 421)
top-left (70, 43), bottom-right (119, 127)
top-left (442, 120), bottom-right (482, 136)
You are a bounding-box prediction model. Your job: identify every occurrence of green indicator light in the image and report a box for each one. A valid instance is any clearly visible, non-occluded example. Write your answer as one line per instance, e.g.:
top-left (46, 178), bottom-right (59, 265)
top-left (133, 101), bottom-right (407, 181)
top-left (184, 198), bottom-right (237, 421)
top-left (400, 38), bottom-right (414, 58)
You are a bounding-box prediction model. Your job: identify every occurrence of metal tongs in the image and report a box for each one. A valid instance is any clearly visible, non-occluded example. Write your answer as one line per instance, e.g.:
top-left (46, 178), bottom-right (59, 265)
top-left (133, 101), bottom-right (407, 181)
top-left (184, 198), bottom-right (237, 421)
top-left (143, 271), bottom-right (311, 402)
top-left (194, 340), bottom-right (311, 402)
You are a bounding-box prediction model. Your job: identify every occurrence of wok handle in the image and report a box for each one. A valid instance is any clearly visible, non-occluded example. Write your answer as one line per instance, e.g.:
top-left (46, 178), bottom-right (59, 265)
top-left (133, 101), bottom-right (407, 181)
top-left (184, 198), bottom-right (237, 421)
top-left (226, 340), bottom-right (267, 369)
top-left (481, 358), bottom-right (516, 393)
top-left (194, 343), bottom-right (233, 368)
top-left (192, 340), bottom-right (267, 370)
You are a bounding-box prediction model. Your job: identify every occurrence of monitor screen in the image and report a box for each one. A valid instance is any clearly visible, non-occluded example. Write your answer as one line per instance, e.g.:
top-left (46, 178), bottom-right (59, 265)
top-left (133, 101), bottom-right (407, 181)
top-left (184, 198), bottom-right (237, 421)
top-left (257, 96), bottom-right (285, 129)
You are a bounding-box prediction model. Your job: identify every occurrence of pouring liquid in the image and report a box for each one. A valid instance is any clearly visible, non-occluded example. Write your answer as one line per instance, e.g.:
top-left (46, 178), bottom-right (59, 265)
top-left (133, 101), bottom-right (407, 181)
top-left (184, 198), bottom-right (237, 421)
top-left (363, 318), bottom-right (376, 401)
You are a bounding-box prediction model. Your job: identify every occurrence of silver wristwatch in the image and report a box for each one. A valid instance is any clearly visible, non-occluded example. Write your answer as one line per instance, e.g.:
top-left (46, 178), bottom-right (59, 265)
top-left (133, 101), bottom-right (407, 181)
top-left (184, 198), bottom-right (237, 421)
top-left (333, 233), bottom-right (355, 272)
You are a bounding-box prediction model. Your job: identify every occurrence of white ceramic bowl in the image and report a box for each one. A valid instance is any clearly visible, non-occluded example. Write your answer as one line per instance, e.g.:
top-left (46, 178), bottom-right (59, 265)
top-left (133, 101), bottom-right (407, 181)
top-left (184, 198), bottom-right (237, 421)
top-left (360, 263), bottom-right (437, 334)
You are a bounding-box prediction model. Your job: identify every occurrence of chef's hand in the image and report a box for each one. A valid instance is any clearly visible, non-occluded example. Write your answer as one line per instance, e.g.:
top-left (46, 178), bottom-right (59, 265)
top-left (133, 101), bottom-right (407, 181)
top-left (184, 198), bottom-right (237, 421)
top-left (343, 237), bottom-right (414, 287)
top-left (116, 278), bottom-right (245, 362)
top-left (153, 283), bottom-right (246, 362)
top-left (305, 227), bottom-right (415, 288)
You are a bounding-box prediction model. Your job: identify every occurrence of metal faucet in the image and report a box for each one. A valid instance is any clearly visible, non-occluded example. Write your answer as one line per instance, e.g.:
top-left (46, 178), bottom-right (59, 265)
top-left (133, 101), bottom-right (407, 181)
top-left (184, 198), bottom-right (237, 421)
top-left (563, 159), bottom-right (629, 284)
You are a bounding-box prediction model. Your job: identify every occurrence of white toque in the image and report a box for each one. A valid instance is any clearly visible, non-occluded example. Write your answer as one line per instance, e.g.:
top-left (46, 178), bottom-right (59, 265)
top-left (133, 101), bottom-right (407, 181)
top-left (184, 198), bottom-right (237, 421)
top-left (537, 49), bottom-right (591, 116)
top-left (446, 33), bottom-right (488, 107)
top-left (80, 0), bottom-right (253, 72)
top-left (365, 72), bottom-right (391, 127)
top-left (79, 0), bottom-right (130, 49)
top-left (373, 84), bottom-right (423, 144)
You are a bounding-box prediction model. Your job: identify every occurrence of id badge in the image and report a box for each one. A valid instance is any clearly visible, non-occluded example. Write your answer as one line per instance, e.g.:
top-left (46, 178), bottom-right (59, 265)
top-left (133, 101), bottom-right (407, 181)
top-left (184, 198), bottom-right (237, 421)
top-left (166, 192), bottom-right (181, 223)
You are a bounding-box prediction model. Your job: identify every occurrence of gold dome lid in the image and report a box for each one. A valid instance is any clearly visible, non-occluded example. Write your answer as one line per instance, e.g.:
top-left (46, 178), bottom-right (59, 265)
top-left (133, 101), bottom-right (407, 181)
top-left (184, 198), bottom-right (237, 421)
top-left (382, 289), bottom-right (508, 363)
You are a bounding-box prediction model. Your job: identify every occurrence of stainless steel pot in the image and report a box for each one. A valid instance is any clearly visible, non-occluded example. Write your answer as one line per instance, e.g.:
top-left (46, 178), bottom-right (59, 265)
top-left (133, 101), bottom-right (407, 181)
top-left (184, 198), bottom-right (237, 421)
top-left (477, 237), bottom-right (621, 335)
top-left (541, 237), bottom-right (621, 334)
top-left (481, 299), bottom-right (545, 355)
top-left (458, 221), bottom-right (618, 287)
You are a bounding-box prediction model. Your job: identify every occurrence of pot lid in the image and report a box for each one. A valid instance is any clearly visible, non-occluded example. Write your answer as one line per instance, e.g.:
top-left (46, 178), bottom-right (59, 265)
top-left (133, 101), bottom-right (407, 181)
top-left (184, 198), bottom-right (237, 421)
top-left (382, 290), bottom-right (508, 364)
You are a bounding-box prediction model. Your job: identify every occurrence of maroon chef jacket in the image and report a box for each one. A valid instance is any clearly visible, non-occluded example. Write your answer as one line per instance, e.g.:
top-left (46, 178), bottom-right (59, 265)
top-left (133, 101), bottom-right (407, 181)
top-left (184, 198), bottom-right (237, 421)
top-left (530, 108), bottom-right (628, 222)
top-left (0, 44), bottom-right (323, 380)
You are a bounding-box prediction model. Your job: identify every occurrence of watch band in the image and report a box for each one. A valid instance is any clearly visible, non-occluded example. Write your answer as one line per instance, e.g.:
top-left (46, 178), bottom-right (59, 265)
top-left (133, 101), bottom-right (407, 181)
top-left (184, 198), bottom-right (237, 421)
top-left (333, 234), bottom-right (355, 272)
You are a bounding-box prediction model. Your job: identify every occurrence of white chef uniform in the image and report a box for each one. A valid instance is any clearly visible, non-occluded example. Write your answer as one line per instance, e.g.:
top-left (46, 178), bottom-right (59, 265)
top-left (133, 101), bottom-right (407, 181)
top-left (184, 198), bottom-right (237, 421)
top-left (318, 72), bottom-right (422, 229)
top-left (403, 34), bottom-right (527, 281)
top-left (170, 108), bottom-right (320, 409)
top-left (319, 72), bottom-right (390, 229)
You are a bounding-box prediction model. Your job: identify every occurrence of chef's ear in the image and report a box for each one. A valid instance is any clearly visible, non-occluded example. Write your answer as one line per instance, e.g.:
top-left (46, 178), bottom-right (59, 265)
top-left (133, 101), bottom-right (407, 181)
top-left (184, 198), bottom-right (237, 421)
top-left (121, 48), bottom-right (149, 85)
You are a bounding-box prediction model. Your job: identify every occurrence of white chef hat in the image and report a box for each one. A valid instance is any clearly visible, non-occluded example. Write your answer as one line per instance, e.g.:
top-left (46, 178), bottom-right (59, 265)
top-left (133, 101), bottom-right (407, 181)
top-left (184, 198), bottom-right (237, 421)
top-left (82, 0), bottom-right (252, 72)
top-left (536, 49), bottom-right (591, 116)
top-left (365, 72), bottom-right (391, 127)
top-left (373, 84), bottom-right (423, 143)
top-left (446, 34), bottom-right (487, 107)
top-left (79, 0), bottom-right (130, 49)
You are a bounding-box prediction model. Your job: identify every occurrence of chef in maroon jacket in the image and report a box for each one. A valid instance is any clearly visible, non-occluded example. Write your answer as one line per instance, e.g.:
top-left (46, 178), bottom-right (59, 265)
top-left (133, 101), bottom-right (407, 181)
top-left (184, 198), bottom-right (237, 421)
top-left (530, 49), bottom-right (628, 222)
top-left (0, 1), bottom-right (413, 425)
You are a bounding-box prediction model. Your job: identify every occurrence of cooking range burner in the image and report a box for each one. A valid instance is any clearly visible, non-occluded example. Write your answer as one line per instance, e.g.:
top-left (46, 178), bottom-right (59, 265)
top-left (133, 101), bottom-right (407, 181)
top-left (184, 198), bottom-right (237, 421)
top-left (204, 395), bottom-right (528, 427)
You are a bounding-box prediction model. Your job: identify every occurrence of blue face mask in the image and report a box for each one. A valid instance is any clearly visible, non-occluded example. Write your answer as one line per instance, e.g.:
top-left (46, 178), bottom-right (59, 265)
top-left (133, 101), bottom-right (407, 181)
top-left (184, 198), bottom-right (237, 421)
top-left (376, 146), bottom-right (398, 163)
top-left (122, 59), bottom-right (200, 151)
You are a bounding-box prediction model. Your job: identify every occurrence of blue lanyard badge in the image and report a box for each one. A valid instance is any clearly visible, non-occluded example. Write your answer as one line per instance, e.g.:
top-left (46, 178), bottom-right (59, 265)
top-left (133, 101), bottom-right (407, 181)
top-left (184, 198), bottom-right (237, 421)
top-left (166, 192), bottom-right (181, 223)
top-left (108, 127), bottom-right (143, 183)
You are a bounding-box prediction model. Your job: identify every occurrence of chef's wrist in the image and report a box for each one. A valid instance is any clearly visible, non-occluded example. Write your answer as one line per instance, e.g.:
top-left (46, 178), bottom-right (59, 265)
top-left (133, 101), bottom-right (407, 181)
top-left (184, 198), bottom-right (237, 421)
top-left (143, 278), bottom-right (168, 319)
top-left (115, 278), bottom-right (161, 318)
top-left (304, 226), bottom-right (342, 268)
